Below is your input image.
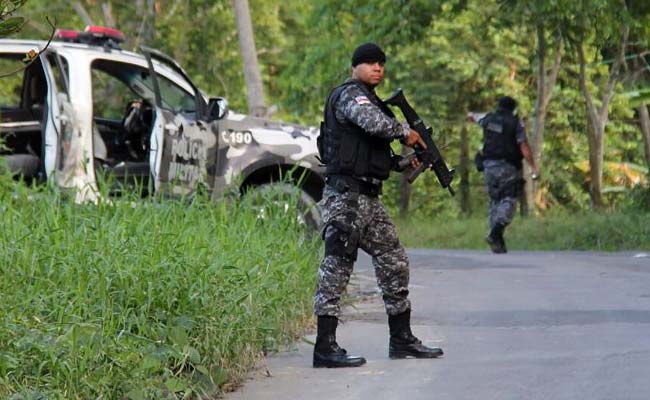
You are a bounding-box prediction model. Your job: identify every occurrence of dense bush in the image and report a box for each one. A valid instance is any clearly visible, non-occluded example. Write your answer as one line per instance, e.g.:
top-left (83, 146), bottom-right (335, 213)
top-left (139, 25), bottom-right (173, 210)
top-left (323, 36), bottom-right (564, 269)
top-left (0, 183), bottom-right (320, 399)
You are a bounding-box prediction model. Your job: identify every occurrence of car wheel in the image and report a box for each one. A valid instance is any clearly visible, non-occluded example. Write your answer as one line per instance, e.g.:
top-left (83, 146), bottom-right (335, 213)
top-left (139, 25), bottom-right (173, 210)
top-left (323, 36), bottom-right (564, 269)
top-left (248, 182), bottom-right (322, 233)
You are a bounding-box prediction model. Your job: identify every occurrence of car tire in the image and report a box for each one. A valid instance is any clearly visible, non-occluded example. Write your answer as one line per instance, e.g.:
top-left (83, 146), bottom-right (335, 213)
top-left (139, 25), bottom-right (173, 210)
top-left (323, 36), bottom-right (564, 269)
top-left (248, 182), bottom-right (322, 233)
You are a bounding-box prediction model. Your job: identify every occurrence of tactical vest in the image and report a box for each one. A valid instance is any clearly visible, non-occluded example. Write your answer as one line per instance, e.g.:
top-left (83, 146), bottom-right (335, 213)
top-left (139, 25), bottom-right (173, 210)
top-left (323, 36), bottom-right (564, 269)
top-left (481, 110), bottom-right (523, 169)
top-left (319, 80), bottom-right (393, 180)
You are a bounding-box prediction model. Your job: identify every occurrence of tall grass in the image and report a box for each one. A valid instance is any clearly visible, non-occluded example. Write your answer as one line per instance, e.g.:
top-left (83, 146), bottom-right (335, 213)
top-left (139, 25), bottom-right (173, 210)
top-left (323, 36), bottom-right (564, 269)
top-left (0, 180), bottom-right (320, 399)
top-left (397, 211), bottom-right (650, 251)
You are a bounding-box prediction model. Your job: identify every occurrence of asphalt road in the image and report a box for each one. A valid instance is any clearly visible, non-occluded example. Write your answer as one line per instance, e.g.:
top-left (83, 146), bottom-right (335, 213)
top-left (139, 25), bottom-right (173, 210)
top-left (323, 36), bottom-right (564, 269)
top-left (225, 249), bottom-right (650, 400)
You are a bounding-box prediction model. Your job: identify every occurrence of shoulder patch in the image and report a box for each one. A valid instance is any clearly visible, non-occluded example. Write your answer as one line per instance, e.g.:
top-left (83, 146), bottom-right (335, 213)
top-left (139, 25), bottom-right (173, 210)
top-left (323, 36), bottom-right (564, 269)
top-left (354, 96), bottom-right (370, 105)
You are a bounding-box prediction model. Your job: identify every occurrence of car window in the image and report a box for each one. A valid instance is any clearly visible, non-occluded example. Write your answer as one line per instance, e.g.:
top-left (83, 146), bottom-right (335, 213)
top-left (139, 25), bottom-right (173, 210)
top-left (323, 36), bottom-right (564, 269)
top-left (155, 72), bottom-right (197, 114)
top-left (90, 58), bottom-right (196, 117)
top-left (46, 53), bottom-right (69, 97)
top-left (92, 68), bottom-right (140, 119)
top-left (1, 53), bottom-right (48, 124)
top-left (91, 59), bottom-right (155, 120)
top-left (0, 54), bottom-right (26, 108)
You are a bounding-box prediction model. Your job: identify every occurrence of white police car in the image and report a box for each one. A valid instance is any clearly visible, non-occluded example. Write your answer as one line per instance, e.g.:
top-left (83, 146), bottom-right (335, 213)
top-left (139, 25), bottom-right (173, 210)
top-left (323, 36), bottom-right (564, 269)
top-left (0, 26), bottom-right (323, 226)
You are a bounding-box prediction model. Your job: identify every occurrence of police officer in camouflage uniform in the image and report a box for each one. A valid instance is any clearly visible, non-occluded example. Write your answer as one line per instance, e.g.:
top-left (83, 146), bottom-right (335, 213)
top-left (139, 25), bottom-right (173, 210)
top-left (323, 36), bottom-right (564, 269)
top-left (468, 96), bottom-right (539, 254)
top-left (313, 43), bottom-right (444, 368)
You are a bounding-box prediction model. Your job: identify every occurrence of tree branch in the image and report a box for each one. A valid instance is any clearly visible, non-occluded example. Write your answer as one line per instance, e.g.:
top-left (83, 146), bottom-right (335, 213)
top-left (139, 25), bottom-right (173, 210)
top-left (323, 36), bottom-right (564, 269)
top-left (599, 24), bottom-right (630, 123)
top-left (0, 17), bottom-right (56, 78)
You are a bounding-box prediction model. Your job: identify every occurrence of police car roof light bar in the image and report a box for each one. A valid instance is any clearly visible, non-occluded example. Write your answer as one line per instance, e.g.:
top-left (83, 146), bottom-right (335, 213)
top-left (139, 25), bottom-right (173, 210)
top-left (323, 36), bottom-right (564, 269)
top-left (54, 29), bottom-right (81, 41)
top-left (54, 26), bottom-right (125, 50)
top-left (84, 26), bottom-right (125, 43)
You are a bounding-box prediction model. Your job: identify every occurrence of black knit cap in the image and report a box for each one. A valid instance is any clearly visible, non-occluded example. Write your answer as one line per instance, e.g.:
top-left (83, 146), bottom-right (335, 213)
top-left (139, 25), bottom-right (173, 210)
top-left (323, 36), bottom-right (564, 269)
top-left (497, 96), bottom-right (518, 111)
top-left (351, 42), bottom-right (386, 67)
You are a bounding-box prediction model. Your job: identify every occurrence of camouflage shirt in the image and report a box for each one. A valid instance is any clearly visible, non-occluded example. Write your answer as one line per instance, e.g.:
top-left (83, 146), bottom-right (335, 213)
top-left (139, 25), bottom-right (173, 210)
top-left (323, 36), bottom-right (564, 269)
top-left (334, 81), bottom-right (410, 140)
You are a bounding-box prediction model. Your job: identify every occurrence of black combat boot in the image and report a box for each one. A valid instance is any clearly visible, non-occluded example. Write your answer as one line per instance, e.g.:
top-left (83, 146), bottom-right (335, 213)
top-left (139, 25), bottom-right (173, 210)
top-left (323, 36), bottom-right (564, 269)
top-left (313, 316), bottom-right (366, 368)
top-left (388, 309), bottom-right (443, 359)
top-left (486, 223), bottom-right (507, 254)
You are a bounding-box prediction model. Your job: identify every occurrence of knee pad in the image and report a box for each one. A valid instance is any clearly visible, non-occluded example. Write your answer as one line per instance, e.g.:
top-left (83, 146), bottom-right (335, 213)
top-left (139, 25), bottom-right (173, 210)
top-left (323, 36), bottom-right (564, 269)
top-left (324, 221), bottom-right (359, 262)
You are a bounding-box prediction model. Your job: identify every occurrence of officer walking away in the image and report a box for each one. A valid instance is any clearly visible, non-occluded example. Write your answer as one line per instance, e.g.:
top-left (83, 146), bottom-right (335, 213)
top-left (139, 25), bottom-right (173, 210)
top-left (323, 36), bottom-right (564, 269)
top-left (313, 42), bottom-right (444, 368)
top-left (467, 96), bottom-right (539, 254)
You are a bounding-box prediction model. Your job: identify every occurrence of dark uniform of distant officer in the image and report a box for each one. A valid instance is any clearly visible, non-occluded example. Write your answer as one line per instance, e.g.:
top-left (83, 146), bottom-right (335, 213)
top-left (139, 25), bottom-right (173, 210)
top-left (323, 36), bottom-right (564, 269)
top-left (468, 96), bottom-right (539, 254)
top-left (313, 42), bottom-right (444, 368)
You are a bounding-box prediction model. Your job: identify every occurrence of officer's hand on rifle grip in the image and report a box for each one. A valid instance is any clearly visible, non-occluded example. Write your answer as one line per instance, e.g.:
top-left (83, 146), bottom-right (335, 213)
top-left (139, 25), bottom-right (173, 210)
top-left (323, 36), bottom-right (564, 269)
top-left (410, 157), bottom-right (421, 170)
top-left (406, 129), bottom-right (427, 149)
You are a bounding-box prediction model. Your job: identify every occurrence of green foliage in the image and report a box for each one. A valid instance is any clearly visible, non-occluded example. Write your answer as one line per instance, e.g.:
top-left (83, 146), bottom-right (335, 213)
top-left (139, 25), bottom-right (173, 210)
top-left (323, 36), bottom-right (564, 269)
top-left (397, 210), bottom-right (650, 251)
top-left (2, 2), bottom-right (650, 396)
top-left (0, 182), bottom-right (321, 398)
top-left (0, 15), bottom-right (23, 36)
top-left (11, 0), bottom-right (650, 216)
top-left (622, 183), bottom-right (650, 212)
top-left (0, 0), bottom-right (27, 38)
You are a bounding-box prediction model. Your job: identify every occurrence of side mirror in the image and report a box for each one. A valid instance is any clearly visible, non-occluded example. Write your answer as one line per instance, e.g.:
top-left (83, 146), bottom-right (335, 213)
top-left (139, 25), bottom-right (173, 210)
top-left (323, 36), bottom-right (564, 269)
top-left (207, 97), bottom-right (228, 121)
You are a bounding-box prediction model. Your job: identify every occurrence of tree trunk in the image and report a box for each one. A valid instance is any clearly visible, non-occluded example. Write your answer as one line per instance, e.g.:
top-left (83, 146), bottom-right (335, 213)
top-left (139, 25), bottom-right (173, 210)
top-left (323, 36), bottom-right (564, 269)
top-left (398, 144), bottom-right (412, 218)
top-left (523, 24), bottom-right (562, 215)
top-left (459, 124), bottom-right (470, 214)
top-left (71, 1), bottom-right (94, 26)
top-left (586, 122), bottom-right (604, 208)
top-left (576, 26), bottom-right (629, 210)
top-left (145, 0), bottom-right (156, 44)
top-left (232, 0), bottom-right (266, 117)
top-left (134, 0), bottom-right (156, 47)
top-left (639, 104), bottom-right (650, 174)
top-left (101, 2), bottom-right (116, 28)
top-left (172, 3), bottom-right (189, 66)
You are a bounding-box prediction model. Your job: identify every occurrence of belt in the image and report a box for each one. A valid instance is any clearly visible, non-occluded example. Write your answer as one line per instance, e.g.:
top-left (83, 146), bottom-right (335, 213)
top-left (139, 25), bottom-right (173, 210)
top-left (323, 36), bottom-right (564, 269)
top-left (326, 175), bottom-right (382, 197)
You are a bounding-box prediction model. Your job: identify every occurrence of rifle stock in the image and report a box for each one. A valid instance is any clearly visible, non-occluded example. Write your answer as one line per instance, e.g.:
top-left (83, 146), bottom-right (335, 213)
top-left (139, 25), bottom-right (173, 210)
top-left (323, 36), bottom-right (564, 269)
top-left (385, 89), bottom-right (455, 195)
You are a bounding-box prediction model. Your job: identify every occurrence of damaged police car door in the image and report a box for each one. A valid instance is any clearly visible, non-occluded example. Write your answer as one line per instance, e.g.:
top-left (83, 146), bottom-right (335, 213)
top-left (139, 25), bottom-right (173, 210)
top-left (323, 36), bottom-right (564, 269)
top-left (141, 47), bottom-right (216, 197)
top-left (0, 47), bottom-right (64, 184)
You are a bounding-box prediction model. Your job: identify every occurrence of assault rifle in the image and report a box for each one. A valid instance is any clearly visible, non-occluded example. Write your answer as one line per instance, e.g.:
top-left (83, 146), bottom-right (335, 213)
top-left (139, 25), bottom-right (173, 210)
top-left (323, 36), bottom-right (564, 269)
top-left (385, 89), bottom-right (455, 196)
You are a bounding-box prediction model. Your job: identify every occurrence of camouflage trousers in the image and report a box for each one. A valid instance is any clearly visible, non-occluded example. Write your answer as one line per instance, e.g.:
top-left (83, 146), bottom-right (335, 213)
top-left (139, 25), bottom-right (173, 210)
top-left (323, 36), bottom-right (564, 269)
top-left (313, 184), bottom-right (411, 317)
top-left (483, 159), bottom-right (523, 230)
